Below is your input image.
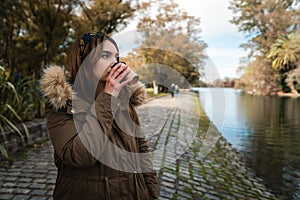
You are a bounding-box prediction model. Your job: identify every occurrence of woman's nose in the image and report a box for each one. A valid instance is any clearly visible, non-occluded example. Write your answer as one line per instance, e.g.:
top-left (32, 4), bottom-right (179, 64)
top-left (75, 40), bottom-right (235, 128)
top-left (111, 57), bottom-right (118, 64)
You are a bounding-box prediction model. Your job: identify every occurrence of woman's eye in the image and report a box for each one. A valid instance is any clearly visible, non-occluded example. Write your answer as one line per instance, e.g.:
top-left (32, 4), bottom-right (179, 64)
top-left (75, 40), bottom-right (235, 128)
top-left (101, 53), bottom-right (109, 59)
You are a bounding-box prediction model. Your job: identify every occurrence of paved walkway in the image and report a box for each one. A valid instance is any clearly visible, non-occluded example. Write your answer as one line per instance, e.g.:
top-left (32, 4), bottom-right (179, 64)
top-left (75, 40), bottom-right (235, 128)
top-left (0, 91), bottom-right (278, 200)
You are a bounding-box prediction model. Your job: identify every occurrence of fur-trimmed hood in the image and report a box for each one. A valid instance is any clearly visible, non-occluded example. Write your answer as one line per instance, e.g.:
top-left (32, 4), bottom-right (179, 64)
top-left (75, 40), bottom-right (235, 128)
top-left (40, 65), bottom-right (147, 111)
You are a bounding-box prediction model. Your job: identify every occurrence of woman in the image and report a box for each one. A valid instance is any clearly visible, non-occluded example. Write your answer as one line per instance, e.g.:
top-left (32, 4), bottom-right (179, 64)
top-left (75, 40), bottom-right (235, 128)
top-left (40, 31), bottom-right (159, 200)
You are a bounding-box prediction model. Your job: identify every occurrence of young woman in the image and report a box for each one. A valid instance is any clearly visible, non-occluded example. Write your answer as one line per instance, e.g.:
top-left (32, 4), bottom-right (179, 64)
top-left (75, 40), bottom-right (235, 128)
top-left (40, 32), bottom-right (159, 200)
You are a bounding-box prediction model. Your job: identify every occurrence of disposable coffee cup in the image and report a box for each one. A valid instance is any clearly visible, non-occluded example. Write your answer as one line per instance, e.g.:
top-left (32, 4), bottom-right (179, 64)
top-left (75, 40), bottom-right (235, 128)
top-left (111, 61), bottom-right (139, 85)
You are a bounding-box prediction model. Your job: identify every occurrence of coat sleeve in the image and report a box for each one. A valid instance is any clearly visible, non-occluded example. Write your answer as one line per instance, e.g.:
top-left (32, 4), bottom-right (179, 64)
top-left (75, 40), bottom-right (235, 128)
top-left (47, 92), bottom-right (121, 168)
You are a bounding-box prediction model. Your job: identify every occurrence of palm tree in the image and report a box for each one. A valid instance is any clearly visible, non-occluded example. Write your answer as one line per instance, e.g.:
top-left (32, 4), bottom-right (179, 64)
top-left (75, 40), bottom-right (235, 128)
top-left (268, 33), bottom-right (300, 93)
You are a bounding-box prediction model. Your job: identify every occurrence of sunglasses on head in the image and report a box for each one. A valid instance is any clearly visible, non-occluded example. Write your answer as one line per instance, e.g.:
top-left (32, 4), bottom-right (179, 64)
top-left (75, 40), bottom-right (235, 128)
top-left (79, 32), bottom-right (105, 56)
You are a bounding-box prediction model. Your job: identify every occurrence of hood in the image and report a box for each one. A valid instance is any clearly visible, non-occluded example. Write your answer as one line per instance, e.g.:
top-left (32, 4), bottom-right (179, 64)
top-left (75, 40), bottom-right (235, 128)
top-left (40, 65), bottom-right (147, 111)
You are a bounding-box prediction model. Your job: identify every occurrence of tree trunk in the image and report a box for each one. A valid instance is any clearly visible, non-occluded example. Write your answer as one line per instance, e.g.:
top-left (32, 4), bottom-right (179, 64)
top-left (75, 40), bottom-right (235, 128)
top-left (289, 81), bottom-right (298, 94)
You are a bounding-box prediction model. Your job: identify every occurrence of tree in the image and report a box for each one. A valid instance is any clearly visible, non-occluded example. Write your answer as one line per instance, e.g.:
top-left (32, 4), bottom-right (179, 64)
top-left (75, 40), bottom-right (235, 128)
top-left (285, 67), bottom-right (300, 94)
top-left (238, 56), bottom-right (279, 95)
top-left (20, 0), bottom-right (77, 73)
top-left (268, 33), bottom-right (300, 72)
top-left (268, 32), bottom-right (300, 93)
top-left (229, 0), bottom-right (300, 95)
top-left (135, 0), bottom-right (207, 87)
top-left (229, 0), bottom-right (299, 55)
top-left (0, 0), bottom-right (146, 75)
top-left (76, 0), bottom-right (142, 38)
top-left (0, 0), bottom-right (24, 73)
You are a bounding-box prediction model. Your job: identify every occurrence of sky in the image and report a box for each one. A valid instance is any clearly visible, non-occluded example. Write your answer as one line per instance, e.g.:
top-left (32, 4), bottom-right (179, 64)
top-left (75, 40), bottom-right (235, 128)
top-left (174, 0), bottom-right (248, 81)
top-left (114, 0), bottom-right (249, 82)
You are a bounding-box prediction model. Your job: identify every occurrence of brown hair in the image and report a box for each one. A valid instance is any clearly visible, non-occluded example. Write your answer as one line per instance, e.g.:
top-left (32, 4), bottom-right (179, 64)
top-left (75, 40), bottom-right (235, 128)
top-left (68, 32), bottom-right (118, 84)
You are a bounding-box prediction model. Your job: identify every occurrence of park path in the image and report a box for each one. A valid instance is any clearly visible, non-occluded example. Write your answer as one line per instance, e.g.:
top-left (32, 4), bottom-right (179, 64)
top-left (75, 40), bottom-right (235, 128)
top-left (0, 91), bottom-right (278, 200)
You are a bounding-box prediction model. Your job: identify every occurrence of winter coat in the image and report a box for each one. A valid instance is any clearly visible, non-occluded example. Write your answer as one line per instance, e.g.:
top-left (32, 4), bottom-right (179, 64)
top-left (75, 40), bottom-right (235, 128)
top-left (40, 66), bottom-right (159, 200)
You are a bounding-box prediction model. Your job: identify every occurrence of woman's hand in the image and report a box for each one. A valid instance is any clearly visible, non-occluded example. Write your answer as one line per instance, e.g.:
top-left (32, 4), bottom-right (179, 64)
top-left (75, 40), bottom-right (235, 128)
top-left (103, 62), bottom-right (133, 97)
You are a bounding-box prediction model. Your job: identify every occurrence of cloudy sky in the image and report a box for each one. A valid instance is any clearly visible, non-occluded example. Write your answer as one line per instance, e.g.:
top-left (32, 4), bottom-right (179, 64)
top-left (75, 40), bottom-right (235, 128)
top-left (115, 0), bottom-right (248, 82)
top-left (174, 0), bottom-right (248, 81)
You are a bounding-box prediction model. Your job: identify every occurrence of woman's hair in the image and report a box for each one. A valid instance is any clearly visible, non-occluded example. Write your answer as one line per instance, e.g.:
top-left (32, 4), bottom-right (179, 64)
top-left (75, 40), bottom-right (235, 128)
top-left (68, 32), bottom-right (119, 84)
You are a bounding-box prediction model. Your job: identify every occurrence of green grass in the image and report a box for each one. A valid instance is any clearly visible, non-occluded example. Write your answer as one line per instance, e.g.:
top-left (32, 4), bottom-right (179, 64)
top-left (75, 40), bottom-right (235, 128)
top-left (146, 88), bottom-right (169, 98)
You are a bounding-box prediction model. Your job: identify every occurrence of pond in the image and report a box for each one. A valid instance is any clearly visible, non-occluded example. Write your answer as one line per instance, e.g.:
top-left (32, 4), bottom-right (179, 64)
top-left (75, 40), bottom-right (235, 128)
top-left (194, 87), bottom-right (300, 200)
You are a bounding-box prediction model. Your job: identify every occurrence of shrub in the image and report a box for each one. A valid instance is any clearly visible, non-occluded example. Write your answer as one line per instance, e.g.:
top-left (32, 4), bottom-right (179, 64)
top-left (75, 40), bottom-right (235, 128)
top-left (0, 62), bottom-right (45, 160)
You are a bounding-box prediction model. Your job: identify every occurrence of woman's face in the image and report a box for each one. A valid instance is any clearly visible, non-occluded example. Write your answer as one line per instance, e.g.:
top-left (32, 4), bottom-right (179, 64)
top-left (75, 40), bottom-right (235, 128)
top-left (93, 39), bottom-right (119, 81)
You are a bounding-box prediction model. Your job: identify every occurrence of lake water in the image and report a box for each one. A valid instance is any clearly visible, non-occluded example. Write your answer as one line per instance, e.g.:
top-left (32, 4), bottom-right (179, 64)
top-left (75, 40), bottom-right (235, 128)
top-left (194, 87), bottom-right (300, 200)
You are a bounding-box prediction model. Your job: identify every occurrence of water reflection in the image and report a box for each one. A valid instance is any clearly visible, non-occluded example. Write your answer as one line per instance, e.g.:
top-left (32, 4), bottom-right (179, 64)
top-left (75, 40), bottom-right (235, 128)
top-left (195, 88), bottom-right (300, 200)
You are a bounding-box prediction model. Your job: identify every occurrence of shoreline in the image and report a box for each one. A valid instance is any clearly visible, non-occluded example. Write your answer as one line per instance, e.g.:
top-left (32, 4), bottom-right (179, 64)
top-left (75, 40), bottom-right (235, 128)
top-left (277, 91), bottom-right (300, 97)
top-left (141, 91), bottom-right (278, 199)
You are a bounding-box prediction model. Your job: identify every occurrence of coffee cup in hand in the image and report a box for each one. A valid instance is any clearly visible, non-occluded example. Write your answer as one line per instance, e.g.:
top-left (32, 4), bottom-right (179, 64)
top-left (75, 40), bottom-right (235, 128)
top-left (111, 61), bottom-right (139, 85)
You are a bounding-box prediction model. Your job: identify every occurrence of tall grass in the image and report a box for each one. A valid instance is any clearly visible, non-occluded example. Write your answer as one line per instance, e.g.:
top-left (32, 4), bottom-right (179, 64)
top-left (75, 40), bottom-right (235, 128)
top-left (0, 62), bottom-right (45, 160)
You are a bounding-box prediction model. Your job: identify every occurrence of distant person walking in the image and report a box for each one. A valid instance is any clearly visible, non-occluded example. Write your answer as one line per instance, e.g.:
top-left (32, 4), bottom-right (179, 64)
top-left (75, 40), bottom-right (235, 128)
top-left (170, 83), bottom-right (175, 98)
top-left (175, 84), bottom-right (179, 98)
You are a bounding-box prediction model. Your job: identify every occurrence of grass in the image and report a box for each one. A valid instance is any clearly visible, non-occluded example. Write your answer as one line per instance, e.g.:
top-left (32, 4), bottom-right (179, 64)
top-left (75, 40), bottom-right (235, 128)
top-left (146, 88), bottom-right (169, 98)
